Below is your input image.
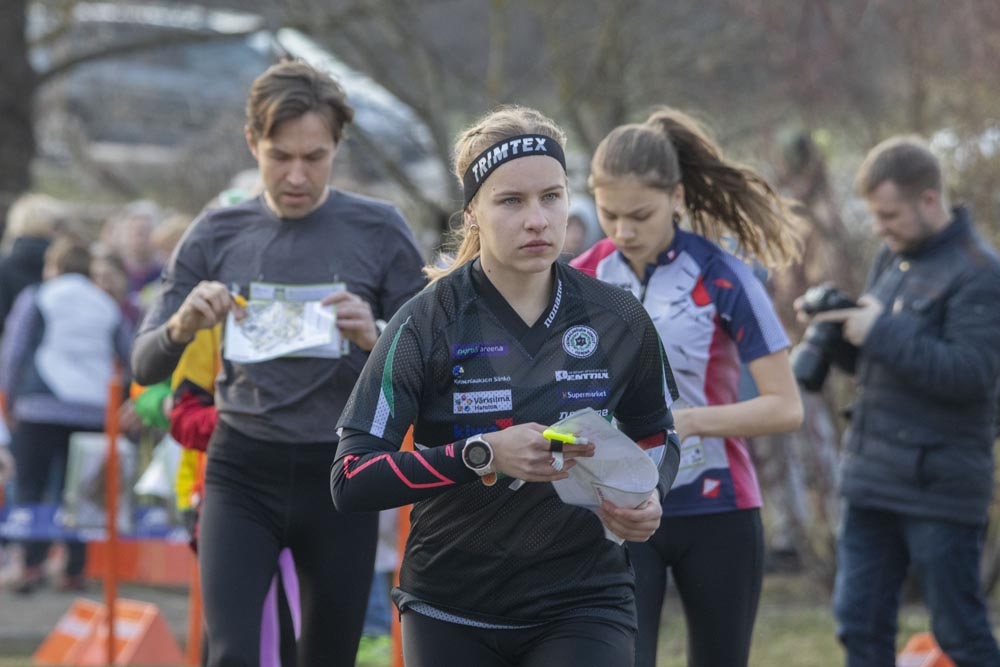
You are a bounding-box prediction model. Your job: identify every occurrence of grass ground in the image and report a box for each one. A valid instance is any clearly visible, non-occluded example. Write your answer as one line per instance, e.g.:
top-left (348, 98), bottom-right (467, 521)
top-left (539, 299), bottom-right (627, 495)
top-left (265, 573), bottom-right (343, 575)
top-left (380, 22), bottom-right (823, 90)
top-left (0, 571), bottom-right (983, 667)
top-left (656, 572), bottom-right (952, 667)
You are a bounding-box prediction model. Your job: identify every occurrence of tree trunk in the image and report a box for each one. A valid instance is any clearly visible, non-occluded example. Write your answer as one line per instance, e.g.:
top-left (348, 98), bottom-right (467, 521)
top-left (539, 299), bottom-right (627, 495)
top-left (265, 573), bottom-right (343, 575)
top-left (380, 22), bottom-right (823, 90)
top-left (0, 0), bottom-right (36, 237)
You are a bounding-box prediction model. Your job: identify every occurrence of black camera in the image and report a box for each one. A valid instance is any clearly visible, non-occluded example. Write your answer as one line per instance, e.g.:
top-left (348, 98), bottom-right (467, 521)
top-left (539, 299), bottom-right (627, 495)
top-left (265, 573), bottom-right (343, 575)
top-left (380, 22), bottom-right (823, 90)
top-left (791, 284), bottom-right (857, 392)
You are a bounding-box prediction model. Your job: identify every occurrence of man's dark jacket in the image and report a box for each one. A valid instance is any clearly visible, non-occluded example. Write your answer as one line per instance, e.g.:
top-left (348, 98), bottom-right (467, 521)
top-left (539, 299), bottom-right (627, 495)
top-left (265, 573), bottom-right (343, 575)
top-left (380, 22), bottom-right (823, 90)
top-left (838, 207), bottom-right (1000, 525)
top-left (0, 235), bottom-right (49, 339)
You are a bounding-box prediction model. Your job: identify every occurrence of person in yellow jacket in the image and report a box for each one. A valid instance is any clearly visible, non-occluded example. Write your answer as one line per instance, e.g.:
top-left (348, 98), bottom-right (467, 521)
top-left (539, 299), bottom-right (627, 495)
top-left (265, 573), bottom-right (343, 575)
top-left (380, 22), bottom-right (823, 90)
top-left (166, 326), bottom-right (219, 535)
top-left (128, 327), bottom-right (217, 532)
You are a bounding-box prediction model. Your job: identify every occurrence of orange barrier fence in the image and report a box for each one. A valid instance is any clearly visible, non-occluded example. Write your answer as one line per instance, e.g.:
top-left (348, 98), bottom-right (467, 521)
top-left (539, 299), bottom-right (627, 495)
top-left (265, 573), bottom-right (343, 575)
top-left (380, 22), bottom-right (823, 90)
top-left (33, 368), bottom-right (185, 666)
top-left (103, 363), bottom-right (123, 664)
top-left (85, 541), bottom-right (193, 586)
top-left (31, 374), bottom-right (414, 665)
top-left (185, 558), bottom-right (203, 666)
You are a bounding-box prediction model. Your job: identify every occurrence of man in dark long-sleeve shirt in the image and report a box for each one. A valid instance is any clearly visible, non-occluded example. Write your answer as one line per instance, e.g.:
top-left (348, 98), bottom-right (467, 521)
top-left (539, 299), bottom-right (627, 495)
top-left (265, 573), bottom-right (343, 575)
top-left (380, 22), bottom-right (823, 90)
top-left (131, 61), bottom-right (425, 667)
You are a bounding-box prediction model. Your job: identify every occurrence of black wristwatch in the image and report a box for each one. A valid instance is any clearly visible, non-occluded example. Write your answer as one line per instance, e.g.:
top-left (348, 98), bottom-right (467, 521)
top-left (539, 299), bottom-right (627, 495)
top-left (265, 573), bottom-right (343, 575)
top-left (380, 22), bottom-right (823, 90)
top-left (462, 435), bottom-right (497, 486)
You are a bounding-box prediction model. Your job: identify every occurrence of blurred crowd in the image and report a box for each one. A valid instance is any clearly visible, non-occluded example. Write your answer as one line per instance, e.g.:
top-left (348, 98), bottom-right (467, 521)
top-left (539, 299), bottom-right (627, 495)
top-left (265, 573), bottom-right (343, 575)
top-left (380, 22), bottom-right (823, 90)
top-left (0, 193), bottom-right (189, 592)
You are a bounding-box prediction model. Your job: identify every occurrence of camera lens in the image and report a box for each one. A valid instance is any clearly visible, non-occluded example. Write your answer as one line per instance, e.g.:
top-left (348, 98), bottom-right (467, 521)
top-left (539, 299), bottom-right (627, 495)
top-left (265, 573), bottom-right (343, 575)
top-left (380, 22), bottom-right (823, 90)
top-left (792, 321), bottom-right (843, 391)
top-left (792, 285), bottom-right (857, 391)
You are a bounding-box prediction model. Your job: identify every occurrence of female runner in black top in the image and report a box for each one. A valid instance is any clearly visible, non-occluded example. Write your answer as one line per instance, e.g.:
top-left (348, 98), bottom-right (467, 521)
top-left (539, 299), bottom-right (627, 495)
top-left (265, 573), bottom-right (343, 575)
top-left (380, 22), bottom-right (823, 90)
top-left (332, 106), bottom-right (681, 667)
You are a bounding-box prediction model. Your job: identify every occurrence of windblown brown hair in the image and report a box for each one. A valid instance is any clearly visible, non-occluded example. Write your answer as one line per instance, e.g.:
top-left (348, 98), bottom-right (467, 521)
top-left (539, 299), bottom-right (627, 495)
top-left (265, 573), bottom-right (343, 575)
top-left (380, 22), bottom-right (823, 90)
top-left (590, 107), bottom-right (801, 268)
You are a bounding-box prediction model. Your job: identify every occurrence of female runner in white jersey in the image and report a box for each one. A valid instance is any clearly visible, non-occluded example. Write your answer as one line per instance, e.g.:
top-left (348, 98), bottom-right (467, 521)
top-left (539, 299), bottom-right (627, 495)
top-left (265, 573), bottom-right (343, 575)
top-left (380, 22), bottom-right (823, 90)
top-left (573, 108), bottom-right (804, 667)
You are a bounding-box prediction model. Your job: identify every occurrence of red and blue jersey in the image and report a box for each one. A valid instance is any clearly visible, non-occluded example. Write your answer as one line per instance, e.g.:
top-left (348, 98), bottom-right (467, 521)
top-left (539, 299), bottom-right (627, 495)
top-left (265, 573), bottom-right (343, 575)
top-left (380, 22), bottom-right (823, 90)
top-left (572, 230), bottom-right (789, 517)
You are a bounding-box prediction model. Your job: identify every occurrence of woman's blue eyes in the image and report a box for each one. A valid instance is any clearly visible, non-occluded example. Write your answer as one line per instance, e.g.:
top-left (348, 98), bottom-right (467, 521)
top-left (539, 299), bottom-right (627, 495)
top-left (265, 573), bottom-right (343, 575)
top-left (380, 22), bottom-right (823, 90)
top-left (501, 192), bottom-right (560, 205)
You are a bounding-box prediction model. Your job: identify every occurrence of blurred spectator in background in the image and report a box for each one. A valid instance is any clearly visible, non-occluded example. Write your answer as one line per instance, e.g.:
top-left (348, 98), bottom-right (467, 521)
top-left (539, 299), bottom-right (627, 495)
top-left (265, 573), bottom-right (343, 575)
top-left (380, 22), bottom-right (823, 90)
top-left (560, 197), bottom-right (602, 262)
top-left (92, 251), bottom-right (142, 330)
top-left (151, 214), bottom-right (193, 264)
top-left (91, 250), bottom-right (145, 441)
top-left (100, 200), bottom-right (164, 300)
top-left (0, 194), bottom-right (67, 579)
top-left (116, 213), bottom-right (192, 440)
top-left (0, 237), bottom-right (133, 594)
top-left (750, 132), bottom-right (857, 576)
top-left (562, 215), bottom-right (588, 261)
top-left (772, 131), bottom-right (862, 327)
top-left (0, 194), bottom-right (67, 339)
top-left (143, 213), bottom-right (192, 306)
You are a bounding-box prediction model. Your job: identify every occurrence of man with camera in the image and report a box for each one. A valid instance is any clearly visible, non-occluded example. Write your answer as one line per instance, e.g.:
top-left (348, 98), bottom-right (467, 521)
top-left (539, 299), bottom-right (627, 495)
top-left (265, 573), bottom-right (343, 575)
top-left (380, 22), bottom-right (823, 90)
top-left (797, 136), bottom-right (1000, 667)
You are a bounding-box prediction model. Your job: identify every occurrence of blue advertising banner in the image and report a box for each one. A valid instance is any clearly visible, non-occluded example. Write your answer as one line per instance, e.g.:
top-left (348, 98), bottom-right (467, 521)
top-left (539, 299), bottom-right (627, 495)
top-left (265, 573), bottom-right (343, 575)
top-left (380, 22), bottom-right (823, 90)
top-left (0, 503), bottom-right (189, 542)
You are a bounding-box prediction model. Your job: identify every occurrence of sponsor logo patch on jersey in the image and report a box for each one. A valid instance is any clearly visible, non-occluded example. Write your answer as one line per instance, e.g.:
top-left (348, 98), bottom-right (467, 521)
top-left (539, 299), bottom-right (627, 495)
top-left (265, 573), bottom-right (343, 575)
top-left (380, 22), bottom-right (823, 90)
top-left (455, 375), bottom-right (512, 386)
top-left (702, 478), bottom-right (721, 498)
top-left (453, 390), bottom-right (513, 414)
top-left (453, 418), bottom-right (511, 439)
top-left (451, 342), bottom-right (509, 360)
top-left (554, 369), bottom-right (609, 382)
top-left (559, 408), bottom-right (609, 420)
top-left (452, 364), bottom-right (510, 386)
top-left (560, 388), bottom-right (609, 403)
top-left (562, 326), bottom-right (599, 359)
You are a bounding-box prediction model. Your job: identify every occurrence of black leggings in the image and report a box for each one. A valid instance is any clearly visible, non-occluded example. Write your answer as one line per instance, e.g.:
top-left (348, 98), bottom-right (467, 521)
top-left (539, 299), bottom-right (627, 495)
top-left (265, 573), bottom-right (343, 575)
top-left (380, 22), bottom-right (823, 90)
top-left (198, 421), bottom-right (378, 667)
top-left (401, 610), bottom-right (636, 667)
top-left (630, 508), bottom-right (763, 667)
top-left (10, 421), bottom-right (96, 576)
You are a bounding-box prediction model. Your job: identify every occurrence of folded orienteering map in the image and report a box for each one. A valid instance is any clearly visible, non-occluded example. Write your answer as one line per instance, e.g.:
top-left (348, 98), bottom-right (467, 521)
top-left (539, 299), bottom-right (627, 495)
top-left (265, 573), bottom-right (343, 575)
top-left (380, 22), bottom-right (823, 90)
top-left (223, 282), bottom-right (348, 363)
top-left (548, 408), bottom-right (660, 543)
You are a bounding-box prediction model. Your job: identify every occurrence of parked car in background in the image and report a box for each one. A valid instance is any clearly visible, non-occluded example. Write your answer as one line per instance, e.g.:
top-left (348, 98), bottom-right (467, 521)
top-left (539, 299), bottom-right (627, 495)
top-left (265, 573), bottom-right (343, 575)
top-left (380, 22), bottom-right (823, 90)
top-left (30, 2), bottom-right (448, 244)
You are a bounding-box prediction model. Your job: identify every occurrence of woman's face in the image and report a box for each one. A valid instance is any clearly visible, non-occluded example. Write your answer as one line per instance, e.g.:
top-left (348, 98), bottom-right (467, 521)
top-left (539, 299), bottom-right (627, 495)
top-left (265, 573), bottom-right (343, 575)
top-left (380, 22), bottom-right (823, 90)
top-left (594, 176), bottom-right (683, 276)
top-left (470, 155), bottom-right (568, 278)
top-left (91, 258), bottom-right (128, 302)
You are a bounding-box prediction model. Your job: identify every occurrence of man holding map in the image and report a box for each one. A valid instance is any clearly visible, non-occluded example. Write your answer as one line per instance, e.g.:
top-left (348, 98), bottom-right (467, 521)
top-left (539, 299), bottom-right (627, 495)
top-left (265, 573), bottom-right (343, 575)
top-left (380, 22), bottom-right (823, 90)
top-left (131, 60), bottom-right (425, 667)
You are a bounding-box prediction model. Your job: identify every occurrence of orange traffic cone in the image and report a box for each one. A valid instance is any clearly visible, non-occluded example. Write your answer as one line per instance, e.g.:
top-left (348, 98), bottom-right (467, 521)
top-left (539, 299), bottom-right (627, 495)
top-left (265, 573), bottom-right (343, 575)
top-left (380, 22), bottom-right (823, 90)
top-left (34, 598), bottom-right (185, 666)
top-left (897, 632), bottom-right (955, 667)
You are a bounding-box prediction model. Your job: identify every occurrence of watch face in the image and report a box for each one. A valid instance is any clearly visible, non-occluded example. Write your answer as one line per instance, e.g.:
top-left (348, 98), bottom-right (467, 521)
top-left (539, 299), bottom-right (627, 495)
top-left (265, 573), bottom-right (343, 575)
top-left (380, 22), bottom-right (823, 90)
top-left (466, 442), bottom-right (489, 467)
